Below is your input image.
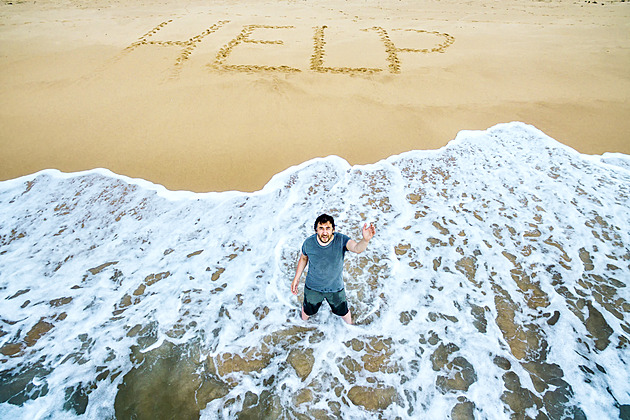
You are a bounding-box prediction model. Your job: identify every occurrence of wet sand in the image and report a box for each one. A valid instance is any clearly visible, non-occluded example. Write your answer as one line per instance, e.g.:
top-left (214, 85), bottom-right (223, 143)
top-left (1, 123), bottom-right (629, 417)
top-left (1, 0), bottom-right (629, 192)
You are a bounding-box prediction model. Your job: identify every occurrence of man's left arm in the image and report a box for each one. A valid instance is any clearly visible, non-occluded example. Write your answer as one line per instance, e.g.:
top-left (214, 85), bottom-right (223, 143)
top-left (346, 223), bottom-right (376, 254)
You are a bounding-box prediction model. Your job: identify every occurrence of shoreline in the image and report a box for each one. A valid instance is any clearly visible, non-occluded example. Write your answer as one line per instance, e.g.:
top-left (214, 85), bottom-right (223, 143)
top-left (1, 120), bottom-right (628, 419)
top-left (3, 122), bottom-right (628, 197)
top-left (1, 0), bottom-right (629, 192)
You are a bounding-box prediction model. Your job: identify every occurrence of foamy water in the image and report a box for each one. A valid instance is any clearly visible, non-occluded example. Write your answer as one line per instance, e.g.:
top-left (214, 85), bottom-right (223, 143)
top-left (1, 122), bottom-right (629, 419)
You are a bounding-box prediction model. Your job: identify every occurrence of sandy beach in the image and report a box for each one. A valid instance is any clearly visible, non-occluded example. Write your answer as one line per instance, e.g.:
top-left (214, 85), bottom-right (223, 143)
top-left (1, 0), bottom-right (629, 192)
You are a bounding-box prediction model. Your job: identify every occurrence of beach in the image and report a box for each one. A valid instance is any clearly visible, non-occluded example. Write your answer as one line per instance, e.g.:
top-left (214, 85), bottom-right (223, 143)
top-left (1, 0), bottom-right (629, 192)
top-left (1, 2), bottom-right (630, 418)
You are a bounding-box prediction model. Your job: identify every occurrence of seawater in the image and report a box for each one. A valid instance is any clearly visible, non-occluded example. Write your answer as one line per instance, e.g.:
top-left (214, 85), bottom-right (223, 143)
top-left (0, 122), bottom-right (629, 419)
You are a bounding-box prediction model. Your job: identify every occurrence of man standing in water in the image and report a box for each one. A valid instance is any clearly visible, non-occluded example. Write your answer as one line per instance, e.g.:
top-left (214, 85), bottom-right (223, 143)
top-left (291, 214), bottom-right (376, 325)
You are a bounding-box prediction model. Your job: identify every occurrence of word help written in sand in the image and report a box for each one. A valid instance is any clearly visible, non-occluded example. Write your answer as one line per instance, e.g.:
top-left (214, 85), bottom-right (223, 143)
top-left (125, 20), bottom-right (455, 74)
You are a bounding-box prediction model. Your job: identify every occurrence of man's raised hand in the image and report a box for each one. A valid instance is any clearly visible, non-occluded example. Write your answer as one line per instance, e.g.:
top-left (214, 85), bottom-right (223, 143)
top-left (362, 223), bottom-right (376, 242)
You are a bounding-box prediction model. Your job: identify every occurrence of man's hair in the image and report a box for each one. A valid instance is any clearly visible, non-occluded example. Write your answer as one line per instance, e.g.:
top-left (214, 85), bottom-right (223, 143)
top-left (314, 214), bottom-right (335, 231)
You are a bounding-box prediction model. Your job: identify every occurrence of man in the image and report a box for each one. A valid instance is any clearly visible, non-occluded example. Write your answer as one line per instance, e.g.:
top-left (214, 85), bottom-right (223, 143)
top-left (291, 214), bottom-right (376, 325)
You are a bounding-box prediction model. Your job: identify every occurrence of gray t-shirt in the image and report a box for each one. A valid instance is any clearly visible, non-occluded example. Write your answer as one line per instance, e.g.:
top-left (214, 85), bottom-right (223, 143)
top-left (302, 233), bottom-right (350, 292)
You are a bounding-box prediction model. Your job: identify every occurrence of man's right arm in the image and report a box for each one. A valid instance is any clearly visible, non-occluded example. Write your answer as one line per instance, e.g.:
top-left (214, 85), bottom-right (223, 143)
top-left (291, 253), bottom-right (309, 295)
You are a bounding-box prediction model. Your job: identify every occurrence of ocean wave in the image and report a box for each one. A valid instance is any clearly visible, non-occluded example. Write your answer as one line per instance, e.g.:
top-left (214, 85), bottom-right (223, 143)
top-left (1, 122), bottom-right (629, 419)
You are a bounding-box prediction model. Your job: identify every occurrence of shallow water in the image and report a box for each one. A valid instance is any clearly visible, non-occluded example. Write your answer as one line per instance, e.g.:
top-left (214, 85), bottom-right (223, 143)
top-left (1, 122), bottom-right (629, 419)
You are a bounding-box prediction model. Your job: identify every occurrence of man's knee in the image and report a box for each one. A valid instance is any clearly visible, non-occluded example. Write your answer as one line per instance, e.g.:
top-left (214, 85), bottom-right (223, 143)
top-left (303, 300), bottom-right (322, 316)
top-left (330, 300), bottom-right (349, 317)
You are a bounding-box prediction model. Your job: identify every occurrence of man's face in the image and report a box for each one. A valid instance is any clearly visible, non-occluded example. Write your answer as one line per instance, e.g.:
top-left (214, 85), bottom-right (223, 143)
top-left (316, 221), bottom-right (334, 244)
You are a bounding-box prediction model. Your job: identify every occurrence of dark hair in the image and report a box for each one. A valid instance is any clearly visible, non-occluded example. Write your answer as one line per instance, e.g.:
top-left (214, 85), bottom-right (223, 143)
top-left (314, 214), bottom-right (335, 231)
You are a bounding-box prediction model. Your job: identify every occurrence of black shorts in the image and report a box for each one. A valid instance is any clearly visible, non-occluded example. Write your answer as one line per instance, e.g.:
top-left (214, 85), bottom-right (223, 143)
top-left (303, 286), bottom-right (349, 317)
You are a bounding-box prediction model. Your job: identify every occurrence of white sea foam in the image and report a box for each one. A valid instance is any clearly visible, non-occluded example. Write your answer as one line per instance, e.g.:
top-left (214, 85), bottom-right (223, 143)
top-left (0, 122), bottom-right (629, 419)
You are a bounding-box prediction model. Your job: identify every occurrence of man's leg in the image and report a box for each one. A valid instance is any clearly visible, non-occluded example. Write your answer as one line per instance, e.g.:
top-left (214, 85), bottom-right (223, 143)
top-left (328, 289), bottom-right (352, 324)
top-left (301, 305), bottom-right (310, 321)
top-left (302, 287), bottom-right (323, 321)
top-left (341, 310), bottom-right (353, 325)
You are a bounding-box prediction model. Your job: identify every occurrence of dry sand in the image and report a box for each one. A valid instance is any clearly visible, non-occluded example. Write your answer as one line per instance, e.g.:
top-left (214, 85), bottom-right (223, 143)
top-left (1, 0), bottom-right (629, 192)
